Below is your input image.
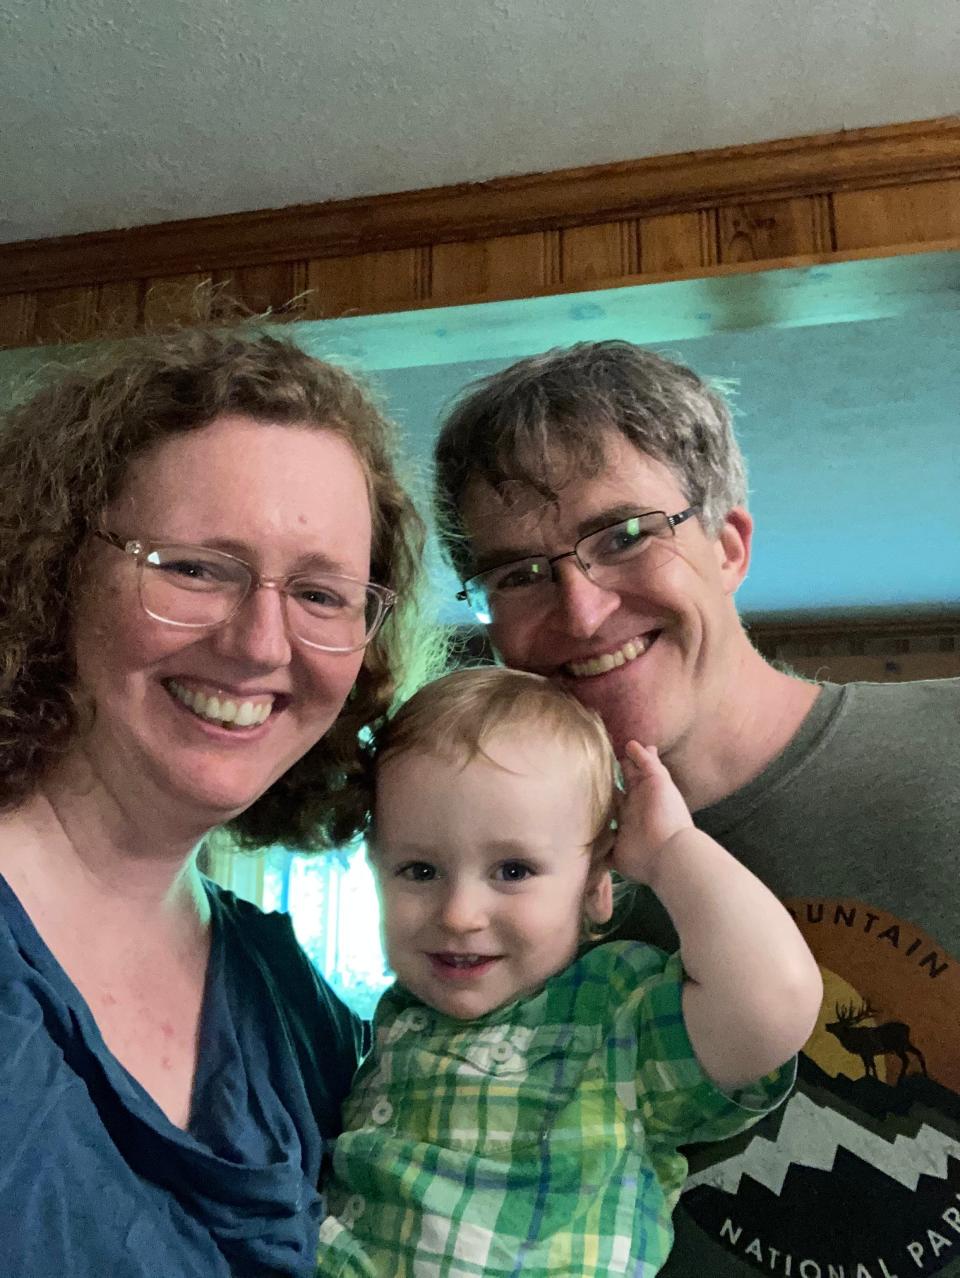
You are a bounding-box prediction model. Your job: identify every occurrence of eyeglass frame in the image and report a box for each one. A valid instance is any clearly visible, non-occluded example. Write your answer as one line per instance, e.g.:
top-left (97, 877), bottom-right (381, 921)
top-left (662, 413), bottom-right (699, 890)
top-left (94, 529), bottom-right (396, 653)
top-left (457, 506), bottom-right (700, 615)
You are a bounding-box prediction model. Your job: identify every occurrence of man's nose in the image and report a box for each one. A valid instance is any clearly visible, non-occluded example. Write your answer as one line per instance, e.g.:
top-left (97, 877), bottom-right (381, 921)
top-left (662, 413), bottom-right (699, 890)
top-left (551, 556), bottom-right (621, 638)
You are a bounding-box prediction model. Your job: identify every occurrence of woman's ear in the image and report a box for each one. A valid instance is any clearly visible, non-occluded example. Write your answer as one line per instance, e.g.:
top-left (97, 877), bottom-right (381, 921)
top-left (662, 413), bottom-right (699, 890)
top-left (584, 867), bottom-right (614, 926)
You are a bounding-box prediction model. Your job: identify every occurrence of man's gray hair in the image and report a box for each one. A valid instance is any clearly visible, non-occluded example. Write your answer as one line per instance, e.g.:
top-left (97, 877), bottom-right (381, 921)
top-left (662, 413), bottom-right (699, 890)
top-left (433, 340), bottom-right (747, 579)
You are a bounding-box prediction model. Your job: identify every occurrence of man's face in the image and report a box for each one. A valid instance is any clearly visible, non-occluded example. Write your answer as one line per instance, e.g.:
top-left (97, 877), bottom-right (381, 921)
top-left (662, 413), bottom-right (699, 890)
top-left (459, 431), bottom-right (751, 761)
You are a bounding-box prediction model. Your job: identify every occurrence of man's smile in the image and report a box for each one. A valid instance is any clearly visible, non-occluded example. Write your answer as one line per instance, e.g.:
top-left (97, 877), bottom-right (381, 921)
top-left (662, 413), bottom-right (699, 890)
top-left (563, 631), bottom-right (658, 679)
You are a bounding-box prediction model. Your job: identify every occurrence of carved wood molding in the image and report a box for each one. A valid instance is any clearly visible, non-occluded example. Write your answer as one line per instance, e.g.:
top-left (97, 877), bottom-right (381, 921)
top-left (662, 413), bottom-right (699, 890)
top-left (2, 116), bottom-right (959, 296)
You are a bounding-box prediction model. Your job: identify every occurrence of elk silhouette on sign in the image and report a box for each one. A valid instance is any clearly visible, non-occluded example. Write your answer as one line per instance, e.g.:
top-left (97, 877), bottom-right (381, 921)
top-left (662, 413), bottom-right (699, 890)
top-left (825, 1001), bottom-right (928, 1085)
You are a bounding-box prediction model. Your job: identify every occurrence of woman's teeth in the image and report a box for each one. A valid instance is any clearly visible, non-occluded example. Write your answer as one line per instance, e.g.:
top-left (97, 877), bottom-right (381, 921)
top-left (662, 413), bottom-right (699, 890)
top-left (167, 679), bottom-right (273, 728)
top-left (565, 634), bottom-right (652, 679)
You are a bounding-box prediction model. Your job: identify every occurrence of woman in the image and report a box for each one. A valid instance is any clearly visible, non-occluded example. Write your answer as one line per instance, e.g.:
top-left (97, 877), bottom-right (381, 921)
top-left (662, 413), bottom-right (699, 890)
top-left (0, 328), bottom-right (429, 1277)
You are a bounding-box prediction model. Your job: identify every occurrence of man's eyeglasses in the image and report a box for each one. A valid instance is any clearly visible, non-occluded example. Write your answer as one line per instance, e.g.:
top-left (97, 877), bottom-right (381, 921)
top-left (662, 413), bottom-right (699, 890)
top-left (457, 507), bottom-right (699, 624)
top-left (95, 531), bottom-right (395, 653)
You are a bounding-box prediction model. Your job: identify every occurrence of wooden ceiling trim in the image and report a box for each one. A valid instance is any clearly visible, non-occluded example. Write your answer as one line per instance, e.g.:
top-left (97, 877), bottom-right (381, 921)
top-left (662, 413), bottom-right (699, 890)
top-left (2, 116), bottom-right (959, 297)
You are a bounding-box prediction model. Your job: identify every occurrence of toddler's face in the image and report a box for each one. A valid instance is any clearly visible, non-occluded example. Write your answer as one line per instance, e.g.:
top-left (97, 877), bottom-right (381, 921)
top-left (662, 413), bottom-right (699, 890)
top-left (371, 729), bottom-right (612, 1020)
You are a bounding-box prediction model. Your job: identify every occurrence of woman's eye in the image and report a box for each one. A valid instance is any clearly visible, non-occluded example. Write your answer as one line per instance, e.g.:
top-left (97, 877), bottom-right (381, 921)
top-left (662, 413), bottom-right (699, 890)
top-left (495, 861), bottom-right (534, 883)
top-left (397, 862), bottom-right (437, 882)
top-left (295, 582), bottom-right (350, 612)
top-left (156, 558), bottom-right (228, 583)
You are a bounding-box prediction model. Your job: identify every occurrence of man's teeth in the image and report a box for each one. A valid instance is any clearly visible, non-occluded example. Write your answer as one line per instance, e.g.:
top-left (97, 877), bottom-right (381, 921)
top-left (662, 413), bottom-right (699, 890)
top-left (168, 679), bottom-right (273, 727)
top-left (565, 635), bottom-right (651, 679)
top-left (441, 955), bottom-right (490, 968)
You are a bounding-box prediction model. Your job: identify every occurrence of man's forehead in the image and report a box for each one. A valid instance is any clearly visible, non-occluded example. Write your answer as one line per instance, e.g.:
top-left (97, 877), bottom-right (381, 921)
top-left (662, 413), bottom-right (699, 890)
top-left (461, 475), bottom-right (561, 528)
top-left (458, 445), bottom-right (684, 561)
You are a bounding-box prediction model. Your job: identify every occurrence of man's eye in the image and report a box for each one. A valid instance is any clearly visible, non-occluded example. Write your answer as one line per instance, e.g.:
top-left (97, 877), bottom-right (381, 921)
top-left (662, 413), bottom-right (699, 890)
top-left (593, 518), bottom-right (652, 559)
top-left (495, 861), bottom-right (534, 883)
top-left (397, 862), bottom-right (437, 882)
top-left (489, 560), bottom-right (549, 592)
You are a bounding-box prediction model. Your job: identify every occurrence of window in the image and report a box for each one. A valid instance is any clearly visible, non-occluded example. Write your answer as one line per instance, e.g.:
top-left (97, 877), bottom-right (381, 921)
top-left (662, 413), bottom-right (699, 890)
top-left (262, 845), bottom-right (392, 1021)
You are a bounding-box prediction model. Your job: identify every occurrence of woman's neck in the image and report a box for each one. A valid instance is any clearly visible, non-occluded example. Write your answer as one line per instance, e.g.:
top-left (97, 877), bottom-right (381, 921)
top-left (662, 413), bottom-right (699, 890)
top-left (1, 764), bottom-right (210, 931)
top-left (0, 780), bottom-right (213, 1132)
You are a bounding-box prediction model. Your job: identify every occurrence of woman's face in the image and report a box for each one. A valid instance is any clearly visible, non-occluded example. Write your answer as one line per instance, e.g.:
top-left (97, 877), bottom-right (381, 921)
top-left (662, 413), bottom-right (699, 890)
top-left (69, 414), bottom-right (374, 830)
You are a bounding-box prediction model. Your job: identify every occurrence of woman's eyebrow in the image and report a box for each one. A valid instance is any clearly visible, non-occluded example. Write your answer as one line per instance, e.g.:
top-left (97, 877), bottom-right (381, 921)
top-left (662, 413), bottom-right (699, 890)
top-left (163, 537), bottom-right (353, 573)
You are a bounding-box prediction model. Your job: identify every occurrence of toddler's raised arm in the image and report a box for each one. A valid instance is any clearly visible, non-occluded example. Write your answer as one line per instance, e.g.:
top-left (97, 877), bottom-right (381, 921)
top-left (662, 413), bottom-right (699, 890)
top-left (614, 741), bottom-right (822, 1092)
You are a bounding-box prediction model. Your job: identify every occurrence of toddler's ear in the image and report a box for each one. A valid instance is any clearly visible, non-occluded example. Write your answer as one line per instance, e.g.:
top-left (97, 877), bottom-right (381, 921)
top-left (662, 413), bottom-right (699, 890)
top-left (585, 868), bottom-right (614, 925)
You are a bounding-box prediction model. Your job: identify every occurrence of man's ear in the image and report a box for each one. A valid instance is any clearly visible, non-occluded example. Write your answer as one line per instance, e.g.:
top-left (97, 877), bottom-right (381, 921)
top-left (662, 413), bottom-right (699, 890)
top-left (714, 506), bottom-right (753, 596)
top-left (585, 867), bottom-right (614, 926)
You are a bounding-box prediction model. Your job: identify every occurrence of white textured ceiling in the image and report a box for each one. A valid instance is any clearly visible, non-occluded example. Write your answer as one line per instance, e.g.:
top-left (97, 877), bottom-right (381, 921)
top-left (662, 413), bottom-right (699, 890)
top-left (1, 0), bottom-right (958, 246)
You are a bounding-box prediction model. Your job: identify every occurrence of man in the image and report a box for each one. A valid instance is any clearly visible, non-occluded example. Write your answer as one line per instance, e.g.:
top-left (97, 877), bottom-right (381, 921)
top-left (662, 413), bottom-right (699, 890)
top-left (433, 340), bottom-right (960, 1278)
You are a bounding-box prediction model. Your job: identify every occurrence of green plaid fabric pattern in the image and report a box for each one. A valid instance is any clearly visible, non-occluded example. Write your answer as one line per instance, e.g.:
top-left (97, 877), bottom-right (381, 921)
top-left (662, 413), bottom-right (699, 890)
top-left (317, 942), bottom-right (794, 1277)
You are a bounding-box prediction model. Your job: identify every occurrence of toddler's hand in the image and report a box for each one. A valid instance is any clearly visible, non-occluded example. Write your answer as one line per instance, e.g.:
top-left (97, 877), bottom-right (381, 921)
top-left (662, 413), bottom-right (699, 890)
top-left (613, 741), bottom-right (695, 884)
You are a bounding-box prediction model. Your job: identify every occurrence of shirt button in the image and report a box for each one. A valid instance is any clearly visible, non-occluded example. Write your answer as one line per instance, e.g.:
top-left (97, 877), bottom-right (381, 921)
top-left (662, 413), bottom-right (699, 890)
top-left (345, 1194), bottom-right (366, 1222)
top-left (371, 1099), bottom-right (393, 1124)
top-left (406, 1010), bottom-right (429, 1032)
top-left (490, 1042), bottom-right (514, 1063)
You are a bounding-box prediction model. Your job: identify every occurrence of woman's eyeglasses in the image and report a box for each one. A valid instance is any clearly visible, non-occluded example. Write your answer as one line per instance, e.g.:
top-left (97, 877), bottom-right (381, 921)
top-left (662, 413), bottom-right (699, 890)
top-left (95, 531), bottom-right (395, 653)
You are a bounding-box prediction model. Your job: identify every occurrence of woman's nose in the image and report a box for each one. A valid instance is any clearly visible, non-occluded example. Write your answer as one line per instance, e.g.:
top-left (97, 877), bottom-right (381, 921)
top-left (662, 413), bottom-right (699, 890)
top-left (209, 584), bottom-right (293, 669)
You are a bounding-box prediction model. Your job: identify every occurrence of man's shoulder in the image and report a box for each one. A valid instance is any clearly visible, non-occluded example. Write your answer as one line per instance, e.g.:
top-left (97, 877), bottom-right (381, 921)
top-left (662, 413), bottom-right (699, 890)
top-left (828, 674), bottom-right (960, 733)
top-left (840, 673), bottom-right (960, 700)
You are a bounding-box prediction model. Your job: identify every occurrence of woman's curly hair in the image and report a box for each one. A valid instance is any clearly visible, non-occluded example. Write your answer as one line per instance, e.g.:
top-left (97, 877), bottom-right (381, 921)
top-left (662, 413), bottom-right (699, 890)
top-left (0, 325), bottom-right (437, 850)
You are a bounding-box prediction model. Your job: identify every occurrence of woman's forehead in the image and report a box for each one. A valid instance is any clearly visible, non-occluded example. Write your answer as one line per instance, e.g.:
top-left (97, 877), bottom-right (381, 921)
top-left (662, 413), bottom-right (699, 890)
top-left (108, 416), bottom-right (372, 567)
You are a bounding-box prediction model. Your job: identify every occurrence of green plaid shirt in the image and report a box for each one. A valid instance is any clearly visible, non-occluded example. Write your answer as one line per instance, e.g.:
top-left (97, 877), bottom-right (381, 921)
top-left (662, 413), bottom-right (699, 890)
top-left (317, 942), bottom-right (794, 1277)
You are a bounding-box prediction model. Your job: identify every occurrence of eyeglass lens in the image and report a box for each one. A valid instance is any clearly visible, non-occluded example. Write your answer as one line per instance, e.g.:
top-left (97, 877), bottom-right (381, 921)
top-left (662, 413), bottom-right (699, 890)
top-left (467, 512), bottom-right (675, 618)
top-left (139, 547), bottom-right (382, 650)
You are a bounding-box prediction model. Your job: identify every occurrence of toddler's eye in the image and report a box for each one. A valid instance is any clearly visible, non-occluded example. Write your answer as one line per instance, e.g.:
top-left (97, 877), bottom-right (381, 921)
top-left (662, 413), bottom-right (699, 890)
top-left (495, 861), bottom-right (534, 883)
top-left (397, 862), bottom-right (437, 882)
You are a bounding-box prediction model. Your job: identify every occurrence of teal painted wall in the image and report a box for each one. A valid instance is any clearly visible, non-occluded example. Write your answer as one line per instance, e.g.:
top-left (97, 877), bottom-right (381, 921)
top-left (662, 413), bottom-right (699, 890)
top-left (376, 310), bottom-right (960, 622)
top-left (2, 253), bottom-right (957, 625)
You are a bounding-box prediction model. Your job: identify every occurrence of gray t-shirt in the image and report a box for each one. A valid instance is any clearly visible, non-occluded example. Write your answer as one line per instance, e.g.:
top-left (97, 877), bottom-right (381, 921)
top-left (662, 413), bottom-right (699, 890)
top-left (628, 678), bottom-right (960, 1278)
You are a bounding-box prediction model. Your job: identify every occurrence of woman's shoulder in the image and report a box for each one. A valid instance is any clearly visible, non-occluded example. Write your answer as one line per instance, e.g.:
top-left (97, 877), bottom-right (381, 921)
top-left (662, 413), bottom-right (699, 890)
top-left (204, 877), bottom-right (331, 995)
top-left (204, 877), bottom-right (294, 939)
top-left (204, 878), bottom-right (366, 1052)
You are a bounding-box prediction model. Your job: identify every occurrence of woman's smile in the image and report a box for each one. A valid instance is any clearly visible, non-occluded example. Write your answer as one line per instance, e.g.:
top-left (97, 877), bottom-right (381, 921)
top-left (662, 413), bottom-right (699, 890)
top-left (165, 678), bottom-right (282, 730)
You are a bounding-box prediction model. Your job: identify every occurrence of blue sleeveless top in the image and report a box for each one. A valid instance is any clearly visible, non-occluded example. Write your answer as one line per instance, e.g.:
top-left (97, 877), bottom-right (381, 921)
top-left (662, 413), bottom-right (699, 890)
top-left (0, 873), bottom-right (364, 1276)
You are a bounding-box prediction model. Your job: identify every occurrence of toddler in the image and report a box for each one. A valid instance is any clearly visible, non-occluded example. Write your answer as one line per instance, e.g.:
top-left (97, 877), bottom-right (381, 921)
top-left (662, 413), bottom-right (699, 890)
top-left (317, 667), bottom-right (822, 1277)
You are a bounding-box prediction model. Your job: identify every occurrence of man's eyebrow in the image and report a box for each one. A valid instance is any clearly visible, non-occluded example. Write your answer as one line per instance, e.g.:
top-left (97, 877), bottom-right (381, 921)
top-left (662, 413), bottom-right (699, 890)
top-left (470, 504), bottom-right (656, 573)
top-left (469, 544), bottom-right (541, 574)
top-left (576, 504), bottom-right (655, 538)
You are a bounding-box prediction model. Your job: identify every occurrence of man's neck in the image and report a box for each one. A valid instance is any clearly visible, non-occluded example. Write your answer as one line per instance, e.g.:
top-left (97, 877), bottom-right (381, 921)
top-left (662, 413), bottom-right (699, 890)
top-left (666, 645), bottom-right (821, 814)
